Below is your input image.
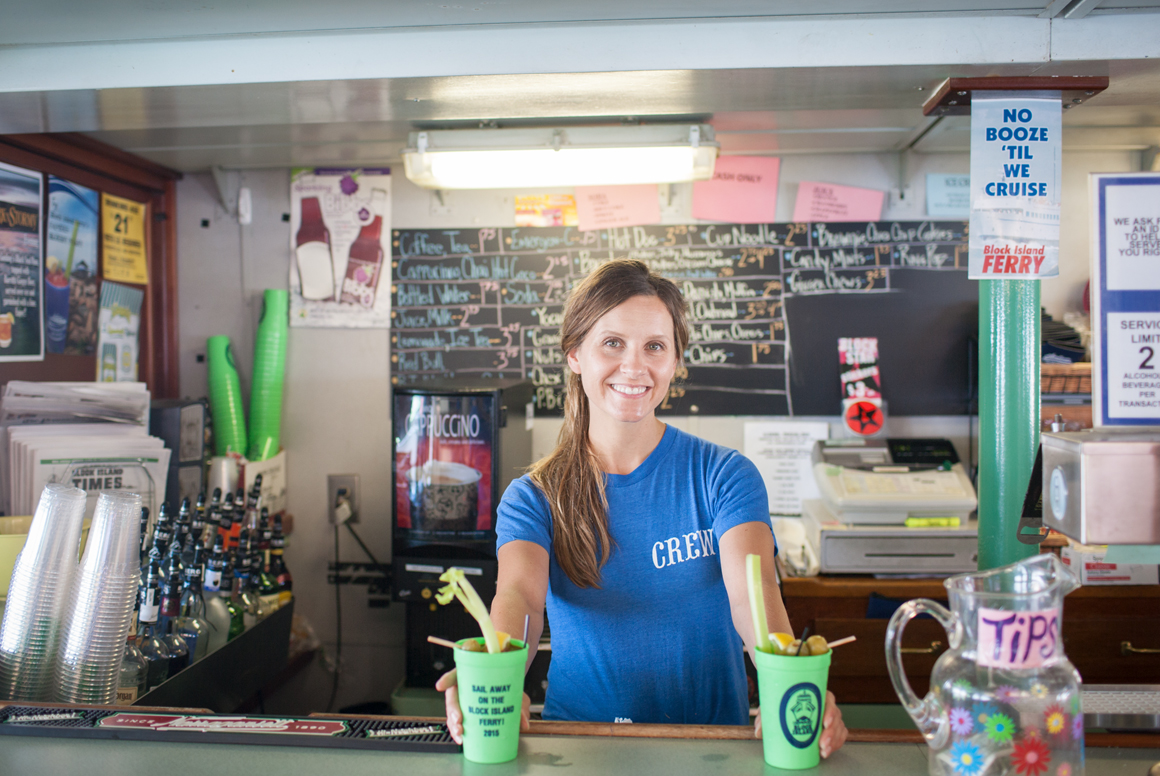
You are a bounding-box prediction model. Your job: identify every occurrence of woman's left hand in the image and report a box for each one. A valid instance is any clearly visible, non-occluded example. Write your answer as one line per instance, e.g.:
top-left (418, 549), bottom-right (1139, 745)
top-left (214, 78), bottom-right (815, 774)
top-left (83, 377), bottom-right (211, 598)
top-left (754, 691), bottom-right (848, 758)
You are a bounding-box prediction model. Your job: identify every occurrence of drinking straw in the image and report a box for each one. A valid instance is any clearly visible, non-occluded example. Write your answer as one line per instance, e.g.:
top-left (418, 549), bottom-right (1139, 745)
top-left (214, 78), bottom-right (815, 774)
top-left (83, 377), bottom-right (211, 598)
top-left (827, 636), bottom-right (857, 649)
top-left (65, 220), bottom-right (80, 276)
top-left (522, 614), bottom-right (530, 647)
top-left (206, 336), bottom-right (247, 456)
top-left (795, 626), bottom-right (811, 656)
top-left (247, 289), bottom-right (288, 461)
top-left (427, 636), bottom-right (460, 650)
top-left (746, 554), bottom-right (772, 653)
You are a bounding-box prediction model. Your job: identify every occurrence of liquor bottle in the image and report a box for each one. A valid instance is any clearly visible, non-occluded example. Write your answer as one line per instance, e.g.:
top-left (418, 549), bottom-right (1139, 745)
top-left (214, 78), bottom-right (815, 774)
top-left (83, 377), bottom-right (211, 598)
top-left (136, 562), bottom-right (172, 692)
top-left (158, 565), bottom-right (190, 677)
top-left (204, 500), bottom-right (222, 551)
top-left (259, 507), bottom-right (272, 562)
top-left (244, 474), bottom-right (263, 533)
top-left (232, 544), bottom-right (260, 630)
top-left (340, 189), bottom-right (388, 308)
top-left (231, 487), bottom-right (246, 549)
top-left (151, 503), bottom-right (174, 561)
top-left (295, 196), bottom-right (335, 301)
top-left (269, 513), bottom-right (293, 598)
top-left (163, 532), bottom-right (185, 581)
top-left (202, 534), bottom-right (232, 654)
top-left (245, 549), bottom-right (270, 621)
top-left (117, 592), bottom-right (148, 704)
top-left (174, 497), bottom-right (192, 555)
top-left (218, 493), bottom-right (235, 549)
top-left (224, 552), bottom-right (246, 640)
top-left (176, 544), bottom-right (210, 662)
top-left (180, 531), bottom-right (198, 571)
top-left (138, 507), bottom-right (151, 566)
top-left (192, 491), bottom-right (207, 545)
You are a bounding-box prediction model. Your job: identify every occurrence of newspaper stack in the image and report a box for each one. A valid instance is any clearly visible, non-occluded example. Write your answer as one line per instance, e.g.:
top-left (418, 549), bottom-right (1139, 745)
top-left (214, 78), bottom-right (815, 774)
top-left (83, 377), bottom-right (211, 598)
top-left (1, 382), bottom-right (168, 520)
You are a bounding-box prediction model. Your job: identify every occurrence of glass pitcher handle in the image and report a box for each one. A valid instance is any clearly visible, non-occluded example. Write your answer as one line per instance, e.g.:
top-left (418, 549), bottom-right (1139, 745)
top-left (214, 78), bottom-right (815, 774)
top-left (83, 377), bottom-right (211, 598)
top-left (884, 598), bottom-right (961, 749)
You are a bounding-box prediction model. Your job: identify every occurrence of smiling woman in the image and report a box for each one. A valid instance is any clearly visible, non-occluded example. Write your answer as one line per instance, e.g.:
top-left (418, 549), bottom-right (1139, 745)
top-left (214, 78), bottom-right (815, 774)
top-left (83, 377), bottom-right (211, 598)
top-left (436, 259), bottom-right (847, 754)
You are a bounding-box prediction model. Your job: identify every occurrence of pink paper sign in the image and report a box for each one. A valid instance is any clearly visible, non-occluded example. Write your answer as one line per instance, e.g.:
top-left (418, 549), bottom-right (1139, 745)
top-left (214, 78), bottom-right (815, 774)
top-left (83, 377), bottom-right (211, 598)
top-left (976, 606), bottom-right (1061, 669)
top-left (692, 156), bottom-right (780, 224)
top-left (574, 185), bottom-right (660, 232)
top-left (792, 181), bottom-right (885, 223)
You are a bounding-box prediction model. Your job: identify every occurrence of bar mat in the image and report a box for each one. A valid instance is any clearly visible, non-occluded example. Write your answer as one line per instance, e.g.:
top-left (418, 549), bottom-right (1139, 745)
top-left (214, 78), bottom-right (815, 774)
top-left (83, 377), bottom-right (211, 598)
top-left (0, 705), bottom-right (460, 752)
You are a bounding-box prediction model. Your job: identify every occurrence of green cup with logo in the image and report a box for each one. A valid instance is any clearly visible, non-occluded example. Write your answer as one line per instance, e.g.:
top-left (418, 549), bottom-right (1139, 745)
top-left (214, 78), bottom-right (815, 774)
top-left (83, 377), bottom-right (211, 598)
top-left (454, 638), bottom-right (527, 764)
top-left (754, 649), bottom-right (831, 769)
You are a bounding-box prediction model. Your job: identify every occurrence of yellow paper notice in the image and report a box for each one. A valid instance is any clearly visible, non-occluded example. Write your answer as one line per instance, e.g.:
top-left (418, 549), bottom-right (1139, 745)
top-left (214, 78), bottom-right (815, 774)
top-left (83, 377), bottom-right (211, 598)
top-left (101, 193), bottom-right (148, 284)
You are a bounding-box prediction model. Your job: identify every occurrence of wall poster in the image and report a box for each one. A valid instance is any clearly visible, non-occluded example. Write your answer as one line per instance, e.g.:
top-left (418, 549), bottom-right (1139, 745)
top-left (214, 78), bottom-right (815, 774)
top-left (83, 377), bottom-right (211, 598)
top-left (101, 193), bottom-right (148, 285)
top-left (289, 168), bottom-right (392, 328)
top-left (0, 161), bottom-right (43, 362)
top-left (46, 176), bottom-right (101, 355)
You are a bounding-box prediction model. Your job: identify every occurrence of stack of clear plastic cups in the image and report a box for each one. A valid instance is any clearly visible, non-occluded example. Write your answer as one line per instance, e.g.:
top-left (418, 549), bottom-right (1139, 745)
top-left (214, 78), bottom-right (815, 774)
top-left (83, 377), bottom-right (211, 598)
top-left (0, 483), bottom-right (87, 701)
top-left (54, 491), bottom-right (142, 704)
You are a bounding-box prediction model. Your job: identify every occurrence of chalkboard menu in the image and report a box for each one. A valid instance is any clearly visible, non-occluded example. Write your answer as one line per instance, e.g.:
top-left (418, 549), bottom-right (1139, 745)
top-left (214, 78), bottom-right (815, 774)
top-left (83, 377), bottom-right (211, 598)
top-left (390, 221), bottom-right (975, 416)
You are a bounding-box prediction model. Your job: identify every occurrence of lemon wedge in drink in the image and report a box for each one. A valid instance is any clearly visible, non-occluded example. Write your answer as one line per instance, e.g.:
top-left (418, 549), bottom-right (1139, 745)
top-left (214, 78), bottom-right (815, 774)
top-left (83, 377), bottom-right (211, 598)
top-left (770, 632), bottom-right (795, 653)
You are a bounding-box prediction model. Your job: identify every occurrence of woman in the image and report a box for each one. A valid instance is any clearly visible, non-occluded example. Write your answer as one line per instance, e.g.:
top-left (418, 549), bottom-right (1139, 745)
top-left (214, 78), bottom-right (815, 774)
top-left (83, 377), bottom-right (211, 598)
top-left (438, 259), bottom-right (847, 755)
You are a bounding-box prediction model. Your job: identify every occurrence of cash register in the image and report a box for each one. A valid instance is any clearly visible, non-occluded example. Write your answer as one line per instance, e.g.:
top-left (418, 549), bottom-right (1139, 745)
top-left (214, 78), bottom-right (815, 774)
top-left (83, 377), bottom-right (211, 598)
top-left (802, 438), bottom-right (979, 574)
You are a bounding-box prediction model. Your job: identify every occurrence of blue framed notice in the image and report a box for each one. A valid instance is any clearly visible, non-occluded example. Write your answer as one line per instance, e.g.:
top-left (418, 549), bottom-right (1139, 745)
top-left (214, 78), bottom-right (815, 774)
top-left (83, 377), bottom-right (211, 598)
top-left (1091, 172), bottom-right (1160, 426)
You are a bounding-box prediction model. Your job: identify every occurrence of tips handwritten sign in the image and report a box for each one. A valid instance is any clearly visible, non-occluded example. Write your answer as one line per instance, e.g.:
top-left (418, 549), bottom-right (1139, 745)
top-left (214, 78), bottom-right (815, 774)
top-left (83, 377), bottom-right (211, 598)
top-left (692, 156), bottom-right (780, 224)
top-left (793, 181), bottom-right (885, 223)
top-left (574, 185), bottom-right (660, 232)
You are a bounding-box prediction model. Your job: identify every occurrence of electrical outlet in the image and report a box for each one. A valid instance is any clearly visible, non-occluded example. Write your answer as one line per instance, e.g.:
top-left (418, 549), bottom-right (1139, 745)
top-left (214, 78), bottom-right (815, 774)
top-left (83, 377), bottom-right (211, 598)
top-left (327, 474), bottom-right (360, 524)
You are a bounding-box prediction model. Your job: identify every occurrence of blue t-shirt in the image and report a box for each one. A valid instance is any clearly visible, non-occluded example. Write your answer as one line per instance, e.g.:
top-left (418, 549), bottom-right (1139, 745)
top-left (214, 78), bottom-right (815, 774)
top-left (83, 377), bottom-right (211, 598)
top-left (496, 424), bottom-right (773, 725)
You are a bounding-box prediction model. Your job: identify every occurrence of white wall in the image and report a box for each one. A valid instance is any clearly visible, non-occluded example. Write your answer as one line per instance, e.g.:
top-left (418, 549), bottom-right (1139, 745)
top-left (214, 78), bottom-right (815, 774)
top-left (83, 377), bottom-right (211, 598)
top-left (176, 148), bottom-right (1132, 713)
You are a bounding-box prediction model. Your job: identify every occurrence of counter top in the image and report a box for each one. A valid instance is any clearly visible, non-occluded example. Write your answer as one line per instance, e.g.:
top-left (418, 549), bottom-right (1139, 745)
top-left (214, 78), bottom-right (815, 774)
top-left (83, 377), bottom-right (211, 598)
top-left (1, 716), bottom-right (1156, 776)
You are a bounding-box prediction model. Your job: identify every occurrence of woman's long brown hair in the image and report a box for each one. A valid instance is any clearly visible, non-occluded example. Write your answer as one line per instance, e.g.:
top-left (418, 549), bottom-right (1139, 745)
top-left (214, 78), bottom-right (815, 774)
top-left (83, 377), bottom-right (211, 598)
top-left (527, 259), bottom-right (689, 588)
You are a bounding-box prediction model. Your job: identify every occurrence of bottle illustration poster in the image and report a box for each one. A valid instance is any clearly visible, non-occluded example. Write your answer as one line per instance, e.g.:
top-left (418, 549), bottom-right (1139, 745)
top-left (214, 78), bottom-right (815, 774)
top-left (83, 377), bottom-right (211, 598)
top-left (393, 393), bottom-right (494, 555)
top-left (0, 161), bottom-right (44, 362)
top-left (46, 176), bottom-right (100, 355)
top-left (289, 168), bottom-right (392, 328)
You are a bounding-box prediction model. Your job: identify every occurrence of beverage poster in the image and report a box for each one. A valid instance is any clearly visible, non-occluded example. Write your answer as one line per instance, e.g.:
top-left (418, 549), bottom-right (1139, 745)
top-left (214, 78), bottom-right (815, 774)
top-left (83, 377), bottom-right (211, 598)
top-left (393, 393), bottom-right (495, 556)
top-left (0, 162), bottom-right (43, 362)
top-left (95, 281), bottom-right (143, 381)
top-left (46, 176), bottom-right (100, 355)
top-left (288, 168), bottom-right (392, 328)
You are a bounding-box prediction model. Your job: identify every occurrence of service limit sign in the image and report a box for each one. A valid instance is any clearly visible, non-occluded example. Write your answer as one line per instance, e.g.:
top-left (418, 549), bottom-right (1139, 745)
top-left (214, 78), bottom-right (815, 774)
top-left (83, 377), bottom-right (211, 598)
top-left (1092, 173), bottom-right (1160, 425)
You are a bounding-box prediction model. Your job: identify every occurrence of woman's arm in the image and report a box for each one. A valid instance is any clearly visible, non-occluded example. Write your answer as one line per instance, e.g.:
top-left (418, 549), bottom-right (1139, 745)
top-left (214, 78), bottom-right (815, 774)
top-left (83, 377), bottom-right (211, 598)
top-left (437, 540), bottom-right (549, 743)
top-left (719, 522), bottom-right (847, 758)
top-left (492, 539), bottom-right (550, 667)
top-left (719, 522), bottom-right (791, 652)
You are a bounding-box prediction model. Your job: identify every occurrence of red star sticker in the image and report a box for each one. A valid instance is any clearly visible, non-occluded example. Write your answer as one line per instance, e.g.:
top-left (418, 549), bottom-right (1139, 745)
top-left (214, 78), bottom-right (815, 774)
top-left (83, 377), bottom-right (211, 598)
top-left (845, 401), bottom-right (883, 435)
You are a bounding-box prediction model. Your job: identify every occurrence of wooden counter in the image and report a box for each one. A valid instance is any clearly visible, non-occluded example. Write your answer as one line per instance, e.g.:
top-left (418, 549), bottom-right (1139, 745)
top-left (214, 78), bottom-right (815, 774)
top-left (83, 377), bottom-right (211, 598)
top-left (781, 575), bottom-right (1160, 703)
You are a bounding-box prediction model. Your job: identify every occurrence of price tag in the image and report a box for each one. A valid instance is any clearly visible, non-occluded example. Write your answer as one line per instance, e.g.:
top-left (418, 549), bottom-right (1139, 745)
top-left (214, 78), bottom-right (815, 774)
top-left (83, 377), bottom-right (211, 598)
top-left (102, 193), bottom-right (148, 284)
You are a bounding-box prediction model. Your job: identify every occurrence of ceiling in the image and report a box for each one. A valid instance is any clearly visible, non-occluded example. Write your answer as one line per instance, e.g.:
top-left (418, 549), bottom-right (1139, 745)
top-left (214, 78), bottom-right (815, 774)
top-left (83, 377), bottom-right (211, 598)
top-left (2, 1), bottom-right (1159, 171)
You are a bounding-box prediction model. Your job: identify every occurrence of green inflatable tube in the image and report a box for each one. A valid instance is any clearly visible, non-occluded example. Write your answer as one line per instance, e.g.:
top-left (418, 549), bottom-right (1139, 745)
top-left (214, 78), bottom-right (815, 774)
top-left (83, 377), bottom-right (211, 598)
top-left (248, 289), bottom-right (289, 461)
top-left (206, 335), bottom-right (248, 456)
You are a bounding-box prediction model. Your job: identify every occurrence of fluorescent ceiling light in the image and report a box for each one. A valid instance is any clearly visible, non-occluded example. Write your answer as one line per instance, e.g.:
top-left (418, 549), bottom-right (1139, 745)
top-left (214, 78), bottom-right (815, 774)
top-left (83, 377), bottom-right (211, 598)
top-left (402, 125), bottom-right (718, 189)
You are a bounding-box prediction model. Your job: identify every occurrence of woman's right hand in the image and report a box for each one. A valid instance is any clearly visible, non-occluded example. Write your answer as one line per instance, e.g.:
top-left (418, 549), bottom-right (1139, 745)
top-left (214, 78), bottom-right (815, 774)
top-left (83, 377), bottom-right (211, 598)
top-left (436, 668), bottom-right (532, 745)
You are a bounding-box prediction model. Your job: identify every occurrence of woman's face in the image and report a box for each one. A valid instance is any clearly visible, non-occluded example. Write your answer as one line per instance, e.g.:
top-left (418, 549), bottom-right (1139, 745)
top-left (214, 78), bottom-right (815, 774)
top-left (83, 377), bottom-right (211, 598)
top-left (566, 295), bottom-right (678, 430)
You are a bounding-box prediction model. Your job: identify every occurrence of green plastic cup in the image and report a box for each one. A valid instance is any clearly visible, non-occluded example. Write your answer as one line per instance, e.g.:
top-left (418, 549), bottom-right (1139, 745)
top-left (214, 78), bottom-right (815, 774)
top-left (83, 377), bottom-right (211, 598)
top-left (206, 335), bottom-right (248, 456)
top-left (753, 649), bottom-right (831, 770)
top-left (454, 638), bottom-right (527, 764)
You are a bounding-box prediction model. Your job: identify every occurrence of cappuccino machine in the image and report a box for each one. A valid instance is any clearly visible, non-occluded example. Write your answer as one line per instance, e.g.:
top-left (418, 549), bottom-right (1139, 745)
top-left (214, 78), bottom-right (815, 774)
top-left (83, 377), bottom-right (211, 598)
top-left (391, 380), bottom-right (534, 693)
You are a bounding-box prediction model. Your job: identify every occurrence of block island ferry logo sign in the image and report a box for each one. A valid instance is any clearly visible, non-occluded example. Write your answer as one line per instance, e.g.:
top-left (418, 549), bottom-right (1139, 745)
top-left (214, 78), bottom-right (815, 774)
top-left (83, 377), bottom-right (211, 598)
top-left (779, 682), bottom-right (823, 748)
top-left (968, 93), bottom-right (1062, 279)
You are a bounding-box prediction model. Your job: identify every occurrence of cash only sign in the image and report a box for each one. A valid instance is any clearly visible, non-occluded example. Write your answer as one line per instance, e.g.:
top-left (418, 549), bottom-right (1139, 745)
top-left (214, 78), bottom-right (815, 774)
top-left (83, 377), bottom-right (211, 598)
top-left (968, 92), bottom-right (1062, 279)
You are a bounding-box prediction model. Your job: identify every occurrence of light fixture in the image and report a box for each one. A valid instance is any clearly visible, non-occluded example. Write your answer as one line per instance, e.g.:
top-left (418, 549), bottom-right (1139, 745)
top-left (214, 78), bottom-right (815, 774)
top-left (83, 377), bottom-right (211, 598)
top-left (402, 124), bottom-right (718, 189)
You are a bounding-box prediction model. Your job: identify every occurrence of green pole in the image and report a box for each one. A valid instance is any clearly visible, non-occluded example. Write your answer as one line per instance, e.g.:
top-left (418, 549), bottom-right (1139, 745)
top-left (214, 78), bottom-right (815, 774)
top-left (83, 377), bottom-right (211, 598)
top-left (977, 279), bottom-right (1040, 570)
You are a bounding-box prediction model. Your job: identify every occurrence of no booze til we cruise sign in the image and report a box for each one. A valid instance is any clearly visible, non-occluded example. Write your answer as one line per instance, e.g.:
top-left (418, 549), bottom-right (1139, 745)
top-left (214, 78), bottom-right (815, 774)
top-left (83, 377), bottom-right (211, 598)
top-left (968, 92), bottom-right (1062, 279)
